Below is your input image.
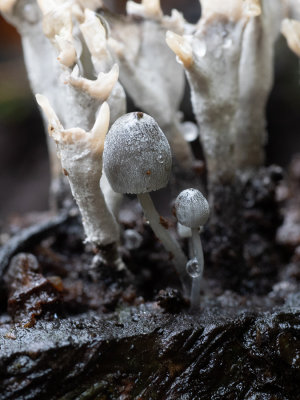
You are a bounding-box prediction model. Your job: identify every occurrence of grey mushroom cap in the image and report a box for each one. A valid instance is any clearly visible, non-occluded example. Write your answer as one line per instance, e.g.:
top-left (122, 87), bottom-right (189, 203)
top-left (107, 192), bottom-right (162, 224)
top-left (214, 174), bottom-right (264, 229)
top-left (103, 112), bottom-right (172, 194)
top-left (175, 188), bottom-right (210, 228)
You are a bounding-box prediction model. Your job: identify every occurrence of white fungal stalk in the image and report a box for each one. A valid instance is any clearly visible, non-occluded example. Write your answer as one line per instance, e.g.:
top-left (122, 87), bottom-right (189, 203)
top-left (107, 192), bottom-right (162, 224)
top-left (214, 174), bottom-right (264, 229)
top-left (189, 230), bottom-right (204, 310)
top-left (138, 193), bottom-right (189, 292)
top-left (166, 3), bottom-right (247, 184)
top-left (105, 1), bottom-right (194, 169)
top-left (36, 95), bottom-right (123, 268)
top-left (166, 0), bottom-right (286, 184)
top-left (79, 8), bottom-right (126, 217)
top-left (1, 0), bottom-right (126, 214)
top-left (235, 0), bottom-right (287, 173)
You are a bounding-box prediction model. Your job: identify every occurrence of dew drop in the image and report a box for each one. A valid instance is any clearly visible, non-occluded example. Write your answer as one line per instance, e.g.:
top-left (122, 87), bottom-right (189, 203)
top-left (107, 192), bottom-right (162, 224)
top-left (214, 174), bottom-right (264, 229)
top-left (223, 38), bottom-right (232, 50)
top-left (23, 4), bottom-right (39, 24)
top-left (157, 154), bottom-right (164, 164)
top-left (197, 40), bottom-right (207, 58)
top-left (124, 229), bottom-right (143, 250)
top-left (186, 257), bottom-right (202, 278)
top-left (182, 121), bottom-right (199, 142)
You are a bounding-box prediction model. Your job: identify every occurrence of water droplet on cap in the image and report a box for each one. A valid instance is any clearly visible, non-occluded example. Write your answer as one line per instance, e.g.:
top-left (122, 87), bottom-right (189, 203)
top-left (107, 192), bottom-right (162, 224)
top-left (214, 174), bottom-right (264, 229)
top-left (157, 154), bottom-right (164, 163)
top-left (197, 40), bottom-right (207, 58)
top-left (124, 229), bottom-right (143, 250)
top-left (186, 258), bottom-right (202, 278)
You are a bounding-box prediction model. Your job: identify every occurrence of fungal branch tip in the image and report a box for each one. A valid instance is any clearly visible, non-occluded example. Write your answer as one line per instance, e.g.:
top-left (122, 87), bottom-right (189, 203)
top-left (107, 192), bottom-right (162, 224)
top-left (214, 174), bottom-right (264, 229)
top-left (68, 64), bottom-right (119, 100)
top-left (166, 31), bottom-right (193, 68)
top-left (0, 0), bottom-right (17, 13)
top-left (35, 94), bottom-right (63, 139)
top-left (126, 0), bottom-right (162, 19)
top-left (243, 0), bottom-right (262, 18)
top-left (281, 18), bottom-right (300, 57)
top-left (91, 102), bottom-right (110, 155)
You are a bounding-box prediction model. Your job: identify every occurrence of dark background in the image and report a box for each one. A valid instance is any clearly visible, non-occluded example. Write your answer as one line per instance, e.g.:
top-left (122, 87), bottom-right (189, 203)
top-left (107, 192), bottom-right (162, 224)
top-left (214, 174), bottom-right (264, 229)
top-left (0, 0), bottom-right (299, 221)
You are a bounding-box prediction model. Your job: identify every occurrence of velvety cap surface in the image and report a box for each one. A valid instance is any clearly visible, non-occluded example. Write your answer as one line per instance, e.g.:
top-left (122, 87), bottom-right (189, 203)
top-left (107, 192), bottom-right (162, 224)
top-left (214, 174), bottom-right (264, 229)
top-left (103, 112), bottom-right (172, 194)
top-left (175, 188), bottom-right (210, 228)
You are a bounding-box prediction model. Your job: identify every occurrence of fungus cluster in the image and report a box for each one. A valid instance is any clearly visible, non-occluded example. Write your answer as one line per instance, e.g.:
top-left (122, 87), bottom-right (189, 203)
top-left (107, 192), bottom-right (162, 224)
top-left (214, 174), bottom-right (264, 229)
top-left (1, 0), bottom-right (299, 307)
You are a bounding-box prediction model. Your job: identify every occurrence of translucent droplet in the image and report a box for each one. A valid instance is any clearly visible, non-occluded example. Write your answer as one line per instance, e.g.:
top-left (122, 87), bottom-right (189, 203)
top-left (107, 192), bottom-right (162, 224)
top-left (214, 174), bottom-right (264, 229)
top-left (157, 154), bottom-right (164, 164)
top-left (223, 38), bottom-right (232, 49)
top-left (124, 229), bottom-right (143, 250)
top-left (181, 121), bottom-right (199, 142)
top-left (23, 4), bottom-right (39, 24)
top-left (197, 40), bottom-right (207, 58)
top-left (186, 257), bottom-right (202, 278)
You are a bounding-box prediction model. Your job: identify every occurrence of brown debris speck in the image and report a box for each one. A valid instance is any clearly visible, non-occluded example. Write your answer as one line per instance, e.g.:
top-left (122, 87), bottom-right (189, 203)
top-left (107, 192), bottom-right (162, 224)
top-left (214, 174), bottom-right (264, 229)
top-left (159, 216), bottom-right (169, 229)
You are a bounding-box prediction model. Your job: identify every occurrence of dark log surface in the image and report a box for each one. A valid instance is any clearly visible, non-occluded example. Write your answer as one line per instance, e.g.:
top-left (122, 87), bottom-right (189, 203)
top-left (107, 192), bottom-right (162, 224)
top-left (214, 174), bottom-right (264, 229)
top-left (0, 162), bottom-right (300, 399)
top-left (0, 300), bottom-right (300, 400)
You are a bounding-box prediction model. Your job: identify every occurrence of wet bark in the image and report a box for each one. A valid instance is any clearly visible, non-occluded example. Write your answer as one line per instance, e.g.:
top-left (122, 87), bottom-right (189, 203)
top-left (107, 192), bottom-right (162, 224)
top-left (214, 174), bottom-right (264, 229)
top-left (0, 162), bottom-right (300, 399)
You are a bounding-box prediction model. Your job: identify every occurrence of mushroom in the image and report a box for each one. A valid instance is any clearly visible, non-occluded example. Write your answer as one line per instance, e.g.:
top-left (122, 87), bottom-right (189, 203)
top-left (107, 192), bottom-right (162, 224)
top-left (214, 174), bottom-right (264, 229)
top-left (103, 112), bottom-right (189, 293)
top-left (175, 188), bottom-right (210, 309)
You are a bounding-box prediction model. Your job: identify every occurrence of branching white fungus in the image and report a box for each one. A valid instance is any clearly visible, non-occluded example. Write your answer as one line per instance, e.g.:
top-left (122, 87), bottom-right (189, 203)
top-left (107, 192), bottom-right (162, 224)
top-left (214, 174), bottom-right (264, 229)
top-left (175, 189), bottom-right (210, 310)
top-left (103, 112), bottom-right (189, 292)
top-left (79, 8), bottom-right (126, 218)
top-left (166, 0), bottom-right (287, 183)
top-left (36, 95), bottom-right (123, 269)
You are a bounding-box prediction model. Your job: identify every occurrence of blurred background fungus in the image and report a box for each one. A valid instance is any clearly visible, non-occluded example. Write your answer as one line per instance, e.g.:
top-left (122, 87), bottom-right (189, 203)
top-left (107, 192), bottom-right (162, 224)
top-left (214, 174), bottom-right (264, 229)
top-left (0, 0), bottom-right (299, 220)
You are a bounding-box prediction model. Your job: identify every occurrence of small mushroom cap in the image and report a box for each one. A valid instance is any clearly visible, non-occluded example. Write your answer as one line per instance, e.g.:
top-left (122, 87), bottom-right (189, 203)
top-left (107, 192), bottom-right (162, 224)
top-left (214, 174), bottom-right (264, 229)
top-left (175, 188), bottom-right (210, 228)
top-left (103, 112), bottom-right (172, 194)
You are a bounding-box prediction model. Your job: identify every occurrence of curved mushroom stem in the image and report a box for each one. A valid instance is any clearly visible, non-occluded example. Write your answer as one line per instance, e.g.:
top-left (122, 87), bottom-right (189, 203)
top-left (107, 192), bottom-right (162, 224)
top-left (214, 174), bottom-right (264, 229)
top-left (190, 227), bottom-right (204, 310)
top-left (137, 192), bottom-right (189, 295)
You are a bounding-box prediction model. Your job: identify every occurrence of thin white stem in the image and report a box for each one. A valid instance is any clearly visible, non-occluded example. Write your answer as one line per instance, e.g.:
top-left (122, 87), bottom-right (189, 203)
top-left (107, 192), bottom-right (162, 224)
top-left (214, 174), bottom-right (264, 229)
top-left (138, 192), bottom-right (189, 295)
top-left (190, 227), bottom-right (204, 310)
